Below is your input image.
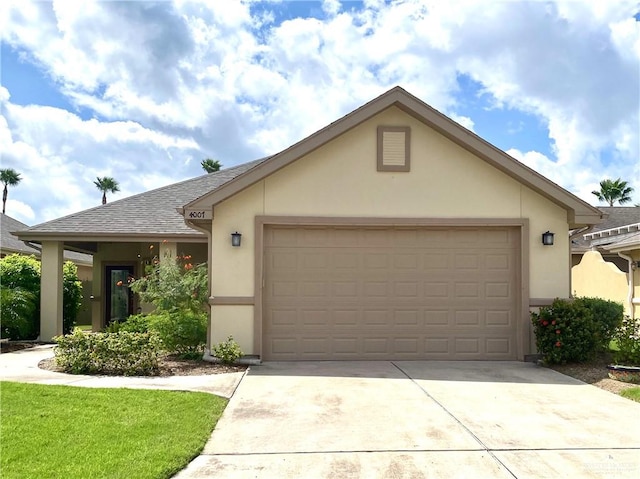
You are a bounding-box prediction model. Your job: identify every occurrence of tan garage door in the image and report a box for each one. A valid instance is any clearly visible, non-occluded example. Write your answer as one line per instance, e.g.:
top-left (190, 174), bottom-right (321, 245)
top-left (263, 225), bottom-right (520, 360)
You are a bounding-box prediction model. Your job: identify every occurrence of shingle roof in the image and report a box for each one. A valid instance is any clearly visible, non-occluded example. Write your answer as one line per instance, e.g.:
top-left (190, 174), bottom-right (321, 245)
top-left (572, 206), bottom-right (640, 251)
top-left (606, 230), bottom-right (640, 251)
top-left (1, 214), bottom-right (92, 264)
top-left (1, 214), bottom-right (38, 254)
top-left (16, 159), bottom-right (267, 240)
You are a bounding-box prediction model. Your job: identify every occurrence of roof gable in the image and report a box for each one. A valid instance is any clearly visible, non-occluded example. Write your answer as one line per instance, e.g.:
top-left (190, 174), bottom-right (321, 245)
top-left (185, 86), bottom-right (602, 228)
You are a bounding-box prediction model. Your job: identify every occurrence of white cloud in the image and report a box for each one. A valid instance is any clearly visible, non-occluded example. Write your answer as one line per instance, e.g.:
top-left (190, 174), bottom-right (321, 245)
top-left (1, 0), bottom-right (638, 224)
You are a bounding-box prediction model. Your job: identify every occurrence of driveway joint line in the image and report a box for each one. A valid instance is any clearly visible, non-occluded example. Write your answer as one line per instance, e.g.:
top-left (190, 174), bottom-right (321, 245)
top-left (199, 446), bottom-right (640, 457)
top-left (391, 361), bottom-right (518, 479)
top-left (227, 367), bottom-right (249, 399)
top-left (201, 449), bottom-right (491, 456)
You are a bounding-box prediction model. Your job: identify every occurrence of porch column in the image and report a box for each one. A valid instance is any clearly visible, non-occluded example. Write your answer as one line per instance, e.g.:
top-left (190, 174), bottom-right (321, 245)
top-left (40, 241), bottom-right (64, 341)
top-left (159, 241), bottom-right (177, 262)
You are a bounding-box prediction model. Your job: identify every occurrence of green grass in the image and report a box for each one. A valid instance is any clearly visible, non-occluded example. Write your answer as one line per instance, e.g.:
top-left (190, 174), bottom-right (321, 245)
top-left (74, 324), bottom-right (92, 331)
top-left (0, 382), bottom-right (227, 479)
top-left (620, 387), bottom-right (640, 403)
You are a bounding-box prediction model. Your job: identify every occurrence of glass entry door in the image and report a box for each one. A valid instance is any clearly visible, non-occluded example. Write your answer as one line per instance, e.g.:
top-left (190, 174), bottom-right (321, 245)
top-left (105, 266), bottom-right (135, 326)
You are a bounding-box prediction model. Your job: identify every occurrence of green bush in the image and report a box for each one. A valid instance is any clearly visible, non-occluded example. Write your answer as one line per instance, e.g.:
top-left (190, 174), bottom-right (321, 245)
top-left (0, 254), bottom-right (85, 338)
top-left (0, 287), bottom-right (37, 339)
top-left (0, 254), bottom-right (41, 339)
top-left (62, 262), bottom-right (83, 334)
top-left (531, 298), bottom-right (600, 364)
top-left (613, 316), bottom-right (640, 366)
top-left (118, 314), bottom-right (150, 333)
top-left (211, 336), bottom-right (243, 365)
top-left (54, 329), bottom-right (161, 376)
top-left (145, 310), bottom-right (207, 357)
top-left (129, 254), bottom-right (208, 313)
top-left (578, 297), bottom-right (624, 351)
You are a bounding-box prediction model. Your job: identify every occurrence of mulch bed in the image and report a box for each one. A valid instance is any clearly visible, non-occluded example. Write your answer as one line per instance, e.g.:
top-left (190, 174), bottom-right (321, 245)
top-left (2, 341), bottom-right (246, 377)
top-left (0, 341), bottom-right (41, 354)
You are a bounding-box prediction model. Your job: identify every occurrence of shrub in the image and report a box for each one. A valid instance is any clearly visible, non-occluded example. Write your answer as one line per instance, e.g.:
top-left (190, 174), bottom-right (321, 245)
top-left (0, 254), bottom-right (85, 338)
top-left (578, 297), bottom-right (624, 351)
top-left (613, 316), bottom-right (640, 366)
top-left (0, 254), bottom-right (41, 339)
top-left (62, 261), bottom-right (83, 334)
top-left (129, 254), bottom-right (208, 314)
top-left (146, 311), bottom-right (207, 357)
top-left (54, 329), bottom-right (161, 376)
top-left (118, 314), bottom-right (150, 333)
top-left (0, 287), bottom-right (37, 339)
top-left (531, 298), bottom-right (600, 364)
top-left (211, 336), bottom-right (243, 365)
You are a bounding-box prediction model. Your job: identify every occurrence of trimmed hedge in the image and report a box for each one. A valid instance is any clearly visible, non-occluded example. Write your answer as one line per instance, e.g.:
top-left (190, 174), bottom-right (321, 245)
top-left (531, 297), bottom-right (623, 364)
top-left (54, 329), bottom-right (161, 376)
top-left (579, 297), bottom-right (624, 351)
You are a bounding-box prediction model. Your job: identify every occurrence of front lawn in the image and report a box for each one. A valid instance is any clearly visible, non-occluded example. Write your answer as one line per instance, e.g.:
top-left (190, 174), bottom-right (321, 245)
top-left (0, 382), bottom-right (226, 479)
top-left (620, 387), bottom-right (640, 403)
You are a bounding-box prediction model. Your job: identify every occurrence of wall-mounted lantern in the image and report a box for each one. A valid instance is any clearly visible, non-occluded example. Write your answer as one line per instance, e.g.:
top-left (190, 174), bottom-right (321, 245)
top-left (541, 231), bottom-right (555, 246)
top-left (231, 231), bottom-right (242, 247)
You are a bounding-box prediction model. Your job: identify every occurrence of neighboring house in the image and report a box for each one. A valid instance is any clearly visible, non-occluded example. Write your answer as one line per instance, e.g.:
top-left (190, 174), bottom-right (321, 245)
top-left (16, 87), bottom-right (603, 361)
top-left (571, 206), bottom-right (640, 318)
top-left (1, 213), bottom-right (94, 324)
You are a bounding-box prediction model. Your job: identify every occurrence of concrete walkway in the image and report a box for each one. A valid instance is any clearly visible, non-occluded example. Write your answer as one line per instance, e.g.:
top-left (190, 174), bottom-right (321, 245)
top-left (0, 345), bottom-right (244, 398)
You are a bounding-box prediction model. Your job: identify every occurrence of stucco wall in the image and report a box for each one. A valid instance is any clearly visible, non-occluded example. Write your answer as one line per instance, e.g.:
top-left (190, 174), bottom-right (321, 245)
top-left (571, 250), bottom-right (629, 314)
top-left (208, 107), bottom-right (571, 354)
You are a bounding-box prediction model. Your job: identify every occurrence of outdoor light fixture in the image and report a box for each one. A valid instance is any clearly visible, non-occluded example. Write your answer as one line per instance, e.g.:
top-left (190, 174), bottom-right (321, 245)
top-left (231, 231), bottom-right (242, 247)
top-left (541, 231), bottom-right (555, 246)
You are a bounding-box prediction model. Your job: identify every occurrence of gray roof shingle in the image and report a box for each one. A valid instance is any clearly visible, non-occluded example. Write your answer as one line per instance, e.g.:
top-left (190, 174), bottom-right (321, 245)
top-left (2, 214), bottom-right (92, 264)
top-left (572, 206), bottom-right (640, 250)
top-left (16, 159), bottom-right (267, 239)
top-left (1, 214), bottom-right (39, 254)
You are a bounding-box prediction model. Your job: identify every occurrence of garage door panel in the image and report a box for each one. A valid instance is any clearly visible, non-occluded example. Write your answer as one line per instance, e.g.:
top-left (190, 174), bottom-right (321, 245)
top-left (455, 338), bottom-right (481, 354)
top-left (486, 310), bottom-right (511, 326)
top-left (263, 225), bottom-right (519, 360)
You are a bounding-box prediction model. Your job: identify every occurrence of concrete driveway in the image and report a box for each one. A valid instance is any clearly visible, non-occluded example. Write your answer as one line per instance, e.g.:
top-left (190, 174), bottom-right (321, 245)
top-left (176, 361), bottom-right (640, 479)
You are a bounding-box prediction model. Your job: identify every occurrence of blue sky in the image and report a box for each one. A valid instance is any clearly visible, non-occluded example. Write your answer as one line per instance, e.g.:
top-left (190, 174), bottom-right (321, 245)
top-left (1, 0), bottom-right (638, 224)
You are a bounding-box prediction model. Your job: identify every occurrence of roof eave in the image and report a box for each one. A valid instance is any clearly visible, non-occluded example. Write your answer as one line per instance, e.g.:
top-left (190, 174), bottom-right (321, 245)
top-left (15, 231), bottom-right (206, 242)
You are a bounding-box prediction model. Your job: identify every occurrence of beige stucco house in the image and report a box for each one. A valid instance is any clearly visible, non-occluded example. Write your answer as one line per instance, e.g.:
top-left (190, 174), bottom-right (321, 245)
top-left (571, 207), bottom-right (640, 318)
top-left (17, 87), bottom-right (604, 361)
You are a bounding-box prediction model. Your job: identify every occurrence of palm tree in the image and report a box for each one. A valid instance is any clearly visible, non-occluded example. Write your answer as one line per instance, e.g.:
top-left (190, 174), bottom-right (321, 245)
top-left (591, 178), bottom-right (634, 206)
top-left (201, 158), bottom-right (222, 173)
top-left (94, 176), bottom-right (120, 205)
top-left (0, 168), bottom-right (22, 214)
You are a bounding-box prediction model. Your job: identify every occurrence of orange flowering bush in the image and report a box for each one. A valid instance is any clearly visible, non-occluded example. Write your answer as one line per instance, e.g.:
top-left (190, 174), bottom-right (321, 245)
top-left (128, 252), bottom-right (207, 357)
top-left (129, 253), bottom-right (207, 313)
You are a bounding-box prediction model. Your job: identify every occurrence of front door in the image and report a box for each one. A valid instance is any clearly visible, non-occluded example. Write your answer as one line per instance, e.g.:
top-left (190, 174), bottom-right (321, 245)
top-left (105, 265), bottom-right (135, 326)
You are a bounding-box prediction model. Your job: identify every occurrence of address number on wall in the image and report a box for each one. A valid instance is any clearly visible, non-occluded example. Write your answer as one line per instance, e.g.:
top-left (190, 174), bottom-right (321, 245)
top-left (185, 210), bottom-right (211, 220)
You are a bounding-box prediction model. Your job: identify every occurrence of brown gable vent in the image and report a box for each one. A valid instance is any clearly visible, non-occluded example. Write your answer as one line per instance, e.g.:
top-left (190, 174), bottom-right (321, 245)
top-left (377, 126), bottom-right (410, 172)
